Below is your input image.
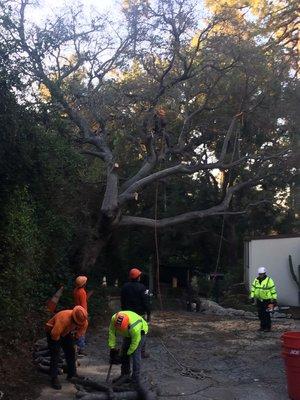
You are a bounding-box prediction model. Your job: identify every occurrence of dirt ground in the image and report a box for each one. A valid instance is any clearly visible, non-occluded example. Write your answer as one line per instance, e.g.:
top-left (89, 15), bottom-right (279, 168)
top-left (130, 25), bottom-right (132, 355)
top-left (0, 343), bottom-right (43, 400)
top-left (35, 311), bottom-right (297, 400)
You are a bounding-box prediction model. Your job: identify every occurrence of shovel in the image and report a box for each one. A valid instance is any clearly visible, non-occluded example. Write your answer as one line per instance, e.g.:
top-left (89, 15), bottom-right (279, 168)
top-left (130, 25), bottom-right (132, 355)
top-left (106, 363), bottom-right (113, 383)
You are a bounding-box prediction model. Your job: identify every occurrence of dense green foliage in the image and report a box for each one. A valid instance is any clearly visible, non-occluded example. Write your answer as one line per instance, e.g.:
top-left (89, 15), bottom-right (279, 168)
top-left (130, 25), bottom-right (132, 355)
top-left (0, 77), bottom-right (86, 335)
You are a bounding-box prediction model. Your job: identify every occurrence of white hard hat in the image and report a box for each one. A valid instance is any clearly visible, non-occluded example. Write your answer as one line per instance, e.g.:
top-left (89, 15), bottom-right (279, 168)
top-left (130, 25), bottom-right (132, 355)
top-left (258, 267), bottom-right (267, 274)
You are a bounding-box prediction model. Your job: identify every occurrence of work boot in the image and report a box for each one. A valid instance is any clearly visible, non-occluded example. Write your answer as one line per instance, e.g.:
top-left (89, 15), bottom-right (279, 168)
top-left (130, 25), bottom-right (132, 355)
top-left (51, 377), bottom-right (62, 390)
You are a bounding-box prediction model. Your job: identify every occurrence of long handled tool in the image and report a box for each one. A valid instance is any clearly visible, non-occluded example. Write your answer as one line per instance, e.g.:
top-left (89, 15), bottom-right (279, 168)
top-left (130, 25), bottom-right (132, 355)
top-left (106, 363), bottom-right (113, 383)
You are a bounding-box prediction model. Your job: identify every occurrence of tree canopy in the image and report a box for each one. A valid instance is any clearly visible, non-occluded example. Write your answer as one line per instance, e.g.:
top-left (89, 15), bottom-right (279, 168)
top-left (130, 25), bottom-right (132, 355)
top-left (0, 0), bottom-right (297, 278)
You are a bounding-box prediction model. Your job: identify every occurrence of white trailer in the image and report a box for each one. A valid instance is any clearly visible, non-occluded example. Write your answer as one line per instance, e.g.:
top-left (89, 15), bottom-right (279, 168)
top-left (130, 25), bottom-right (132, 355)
top-left (244, 235), bottom-right (300, 306)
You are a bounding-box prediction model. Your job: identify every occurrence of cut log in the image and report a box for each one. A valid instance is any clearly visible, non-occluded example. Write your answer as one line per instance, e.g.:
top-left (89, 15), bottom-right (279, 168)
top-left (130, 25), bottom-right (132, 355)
top-left (34, 344), bottom-right (49, 352)
top-left (79, 392), bottom-right (138, 400)
top-left (34, 337), bottom-right (48, 347)
top-left (40, 359), bottom-right (63, 367)
top-left (73, 378), bottom-right (156, 400)
top-left (70, 377), bottom-right (109, 392)
top-left (71, 377), bottom-right (133, 393)
top-left (34, 356), bottom-right (64, 365)
top-left (76, 389), bottom-right (90, 398)
top-left (34, 356), bottom-right (50, 362)
top-left (75, 384), bottom-right (92, 392)
top-left (40, 359), bottom-right (51, 366)
top-left (34, 349), bottom-right (50, 357)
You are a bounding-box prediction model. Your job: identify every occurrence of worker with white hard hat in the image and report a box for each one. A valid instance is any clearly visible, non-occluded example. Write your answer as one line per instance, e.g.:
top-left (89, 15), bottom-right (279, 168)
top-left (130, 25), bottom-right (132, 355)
top-left (250, 267), bottom-right (277, 332)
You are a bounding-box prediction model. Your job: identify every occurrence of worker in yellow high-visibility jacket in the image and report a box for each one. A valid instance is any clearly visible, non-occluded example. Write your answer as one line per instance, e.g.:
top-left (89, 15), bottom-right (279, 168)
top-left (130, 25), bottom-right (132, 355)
top-left (108, 310), bottom-right (148, 384)
top-left (250, 267), bottom-right (277, 332)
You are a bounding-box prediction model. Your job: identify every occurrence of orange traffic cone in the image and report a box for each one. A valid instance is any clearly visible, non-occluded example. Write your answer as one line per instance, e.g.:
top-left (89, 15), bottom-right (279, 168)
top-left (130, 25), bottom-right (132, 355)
top-left (46, 286), bottom-right (64, 313)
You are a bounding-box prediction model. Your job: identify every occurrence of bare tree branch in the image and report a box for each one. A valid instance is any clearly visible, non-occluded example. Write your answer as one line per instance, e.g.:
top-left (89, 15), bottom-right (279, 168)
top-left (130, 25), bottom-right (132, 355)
top-left (118, 156), bottom-right (249, 205)
top-left (119, 179), bottom-right (259, 228)
top-left (119, 147), bottom-right (290, 205)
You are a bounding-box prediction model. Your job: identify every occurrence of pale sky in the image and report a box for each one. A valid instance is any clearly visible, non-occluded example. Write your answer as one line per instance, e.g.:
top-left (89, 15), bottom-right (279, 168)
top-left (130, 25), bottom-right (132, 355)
top-left (26, 0), bottom-right (208, 28)
top-left (28, 0), bottom-right (118, 23)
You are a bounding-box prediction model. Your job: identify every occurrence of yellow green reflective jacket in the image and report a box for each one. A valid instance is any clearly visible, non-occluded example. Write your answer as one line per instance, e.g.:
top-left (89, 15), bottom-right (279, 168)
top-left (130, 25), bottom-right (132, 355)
top-left (108, 310), bottom-right (148, 355)
top-left (250, 276), bottom-right (277, 301)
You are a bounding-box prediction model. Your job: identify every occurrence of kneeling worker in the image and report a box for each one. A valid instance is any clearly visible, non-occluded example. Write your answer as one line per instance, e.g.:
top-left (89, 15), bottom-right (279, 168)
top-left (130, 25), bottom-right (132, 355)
top-left (108, 310), bottom-right (148, 385)
top-left (45, 305), bottom-right (88, 390)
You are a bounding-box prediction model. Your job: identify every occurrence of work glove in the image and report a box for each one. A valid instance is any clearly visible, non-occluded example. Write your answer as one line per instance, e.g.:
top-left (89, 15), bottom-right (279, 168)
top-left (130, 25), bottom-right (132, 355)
top-left (109, 349), bottom-right (121, 365)
top-left (267, 303), bottom-right (274, 312)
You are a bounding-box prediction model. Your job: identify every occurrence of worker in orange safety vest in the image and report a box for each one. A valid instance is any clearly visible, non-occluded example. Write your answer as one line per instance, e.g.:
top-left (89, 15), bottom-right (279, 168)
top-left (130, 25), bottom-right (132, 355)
top-left (73, 275), bottom-right (89, 355)
top-left (45, 306), bottom-right (88, 390)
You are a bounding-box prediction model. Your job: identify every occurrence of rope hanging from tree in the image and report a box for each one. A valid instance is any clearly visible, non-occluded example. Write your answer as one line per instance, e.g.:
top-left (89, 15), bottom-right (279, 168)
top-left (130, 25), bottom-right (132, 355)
top-left (153, 112), bottom-right (244, 305)
top-left (210, 112), bottom-right (244, 290)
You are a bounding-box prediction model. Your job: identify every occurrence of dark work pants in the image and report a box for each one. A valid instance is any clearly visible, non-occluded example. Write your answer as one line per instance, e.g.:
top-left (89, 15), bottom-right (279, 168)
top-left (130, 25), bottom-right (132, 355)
top-left (257, 300), bottom-right (271, 330)
top-left (76, 335), bottom-right (86, 350)
top-left (47, 333), bottom-right (76, 378)
top-left (121, 335), bottom-right (146, 383)
top-left (139, 314), bottom-right (148, 356)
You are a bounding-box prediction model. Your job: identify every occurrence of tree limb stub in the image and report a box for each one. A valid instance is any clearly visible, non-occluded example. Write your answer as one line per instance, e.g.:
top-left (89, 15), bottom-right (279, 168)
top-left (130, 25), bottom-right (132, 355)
top-left (101, 163), bottom-right (119, 217)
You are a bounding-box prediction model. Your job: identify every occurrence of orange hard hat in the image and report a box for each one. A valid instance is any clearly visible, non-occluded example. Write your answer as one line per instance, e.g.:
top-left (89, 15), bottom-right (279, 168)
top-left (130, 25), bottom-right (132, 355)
top-left (75, 276), bottom-right (88, 287)
top-left (129, 268), bottom-right (142, 280)
top-left (72, 305), bottom-right (88, 325)
top-left (114, 312), bottom-right (129, 332)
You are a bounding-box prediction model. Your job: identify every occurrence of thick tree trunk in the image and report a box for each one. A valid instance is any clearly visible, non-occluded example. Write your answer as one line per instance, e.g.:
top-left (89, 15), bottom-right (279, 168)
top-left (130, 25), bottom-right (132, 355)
top-left (81, 237), bottom-right (110, 272)
top-left (80, 211), bottom-right (120, 272)
top-left (227, 218), bottom-right (239, 268)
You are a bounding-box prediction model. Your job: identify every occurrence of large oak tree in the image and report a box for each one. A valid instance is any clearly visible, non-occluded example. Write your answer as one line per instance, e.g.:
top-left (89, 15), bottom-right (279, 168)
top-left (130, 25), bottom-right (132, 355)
top-left (1, 0), bottom-right (294, 270)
